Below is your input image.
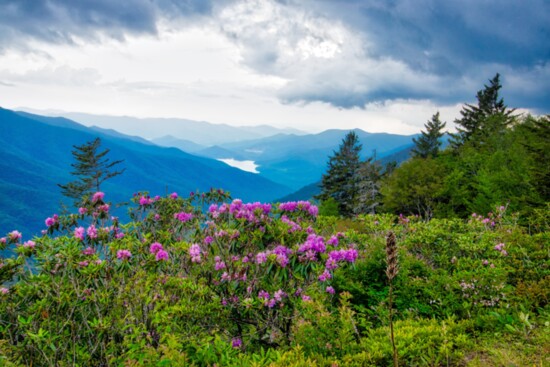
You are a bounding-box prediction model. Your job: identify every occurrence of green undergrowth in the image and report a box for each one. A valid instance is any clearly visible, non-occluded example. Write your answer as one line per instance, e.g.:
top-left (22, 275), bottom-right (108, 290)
top-left (0, 192), bottom-right (548, 366)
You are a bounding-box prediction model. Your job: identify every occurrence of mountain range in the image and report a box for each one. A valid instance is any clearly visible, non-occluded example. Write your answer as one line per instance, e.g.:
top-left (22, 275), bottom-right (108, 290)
top-left (33, 111), bottom-right (308, 146)
top-left (0, 107), bottom-right (292, 236)
top-left (1, 107), bottom-right (422, 236)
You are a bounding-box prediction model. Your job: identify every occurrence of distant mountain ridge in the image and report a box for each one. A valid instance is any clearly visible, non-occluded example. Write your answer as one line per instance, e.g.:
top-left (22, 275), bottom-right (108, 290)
top-left (0, 107), bottom-right (292, 236)
top-left (195, 128), bottom-right (420, 190)
top-left (27, 110), bottom-right (308, 146)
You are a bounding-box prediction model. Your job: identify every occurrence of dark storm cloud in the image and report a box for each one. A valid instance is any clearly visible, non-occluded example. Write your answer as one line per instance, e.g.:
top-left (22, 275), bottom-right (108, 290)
top-left (1, 0), bottom-right (548, 111)
top-left (0, 0), bottom-right (218, 50)
top-left (289, 0), bottom-right (550, 109)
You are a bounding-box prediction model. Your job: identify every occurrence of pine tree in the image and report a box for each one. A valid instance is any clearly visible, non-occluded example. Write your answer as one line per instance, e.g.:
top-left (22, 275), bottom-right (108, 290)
top-left (317, 131), bottom-right (362, 216)
top-left (59, 137), bottom-right (125, 205)
top-left (451, 73), bottom-right (514, 148)
top-left (411, 112), bottom-right (447, 158)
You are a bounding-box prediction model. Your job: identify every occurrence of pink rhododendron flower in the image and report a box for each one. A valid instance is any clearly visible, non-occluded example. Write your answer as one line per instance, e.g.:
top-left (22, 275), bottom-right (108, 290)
top-left (326, 286), bottom-right (335, 294)
top-left (174, 212), bottom-right (193, 222)
top-left (74, 227), bottom-right (85, 241)
top-left (92, 192), bottom-right (105, 202)
top-left (170, 192), bottom-right (178, 199)
top-left (155, 249), bottom-right (169, 261)
top-left (82, 247), bottom-right (95, 255)
top-left (139, 196), bottom-right (153, 206)
top-left (256, 252), bottom-right (267, 264)
top-left (23, 240), bottom-right (35, 248)
top-left (0, 287), bottom-right (8, 295)
top-left (87, 225), bottom-right (98, 239)
top-left (78, 207), bottom-right (88, 215)
top-left (8, 230), bottom-right (22, 241)
top-left (231, 337), bottom-right (242, 349)
top-left (150, 242), bottom-right (163, 254)
top-left (45, 214), bottom-right (58, 227)
top-left (117, 249), bottom-right (132, 260)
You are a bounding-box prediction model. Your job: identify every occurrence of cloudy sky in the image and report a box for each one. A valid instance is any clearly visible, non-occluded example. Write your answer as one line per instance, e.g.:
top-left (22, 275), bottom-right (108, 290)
top-left (0, 0), bottom-right (548, 134)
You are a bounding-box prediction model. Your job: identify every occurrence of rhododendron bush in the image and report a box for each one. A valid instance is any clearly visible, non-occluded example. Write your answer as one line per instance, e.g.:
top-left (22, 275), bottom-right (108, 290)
top-left (0, 190), bottom-right (548, 366)
top-left (0, 190), bottom-right (360, 365)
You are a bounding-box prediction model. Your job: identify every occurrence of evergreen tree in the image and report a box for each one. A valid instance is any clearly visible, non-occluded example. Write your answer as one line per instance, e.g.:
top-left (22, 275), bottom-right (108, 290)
top-left (317, 131), bottom-right (362, 216)
top-left (59, 138), bottom-right (125, 205)
top-left (451, 73), bottom-right (514, 148)
top-left (411, 112), bottom-right (447, 158)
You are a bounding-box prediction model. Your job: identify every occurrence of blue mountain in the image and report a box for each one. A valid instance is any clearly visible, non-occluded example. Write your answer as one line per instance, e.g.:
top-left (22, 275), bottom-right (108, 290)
top-left (198, 129), bottom-right (419, 190)
top-left (0, 107), bottom-right (292, 236)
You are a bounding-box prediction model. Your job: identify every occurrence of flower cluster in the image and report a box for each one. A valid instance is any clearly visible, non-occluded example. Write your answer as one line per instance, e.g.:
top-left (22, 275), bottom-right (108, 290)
top-left (150, 242), bottom-right (168, 261)
top-left (116, 249), bottom-right (132, 260)
top-left (278, 201), bottom-right (318, 217)
top-left (174, 212), bottom-right (193, 222)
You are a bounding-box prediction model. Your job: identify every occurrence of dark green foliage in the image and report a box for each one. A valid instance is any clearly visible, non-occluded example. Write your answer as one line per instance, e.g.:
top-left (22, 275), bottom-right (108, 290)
top-left (318, 131), bottom-right (362, 216)
top-left (411, 112), bottom-right (447, 158)
top-left (58, 137), bottom-right (125, 205)
top-left (381, 157), bottom-right (446, 219)
top-left (451, 73), bottom-right (515, 148)
top-left (516, 115), bottom-right (550, 203)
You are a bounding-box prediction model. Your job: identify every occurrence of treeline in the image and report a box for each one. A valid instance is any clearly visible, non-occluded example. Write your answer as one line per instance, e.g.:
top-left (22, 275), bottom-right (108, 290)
top-left (318, 74), bottom-right (549, 224)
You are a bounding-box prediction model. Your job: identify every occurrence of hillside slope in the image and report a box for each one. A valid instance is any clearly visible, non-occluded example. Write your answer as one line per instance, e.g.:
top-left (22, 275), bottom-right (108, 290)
top-left (0, 108), bottom-right (292, 235)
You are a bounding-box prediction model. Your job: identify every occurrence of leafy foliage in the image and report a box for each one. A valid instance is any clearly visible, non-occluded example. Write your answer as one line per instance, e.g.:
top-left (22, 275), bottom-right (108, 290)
top-left (0, 191), bottom-right (548, 366)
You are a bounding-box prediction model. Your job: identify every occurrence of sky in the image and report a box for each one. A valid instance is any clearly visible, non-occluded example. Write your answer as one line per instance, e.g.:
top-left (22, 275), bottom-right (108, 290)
top-left (0, 0), bottom-right (548, 134)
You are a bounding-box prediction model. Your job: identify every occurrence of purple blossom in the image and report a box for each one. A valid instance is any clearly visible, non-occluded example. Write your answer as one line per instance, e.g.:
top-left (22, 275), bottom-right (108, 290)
top-left (139, 196), bottom-right (153, 206)
top-left (117, 249), bottom-right (132, 260)
top-left (189, 244), bottom-right (202, 263)
top-left (174, 212), bottom-right (193, 222)
top-left (87, 225), bottom-right (98, 239)
top-left (215, 259), bottom-right (226, 271)
top-left (327, 235), bottom-right (339, 246)
top-left (273, 289), bottom-right (286, 302)
top-left (155, 249), bottom-right (169, 261)
top-left (326, 286), bottom-right (335, 294)
top-left (8, 230), bottom-right (22, 242)
top-left (79, 261), bottom-right (89, 267)
top-left (45, 214), bottom-right (58, 227)
top-left (301, 295), bottom-right (311, 301)
top-left (92, 192), bottom-right (105, 202)
top-left (150, 242), bottom-right (164, 254)
top-left (0, 287), bottom-right (8, 295)
top-left (266, 299), bottom-right (277, 308)
top-left (318, 269), bottom-right (332, 282)
top-left (74, 227), bottom-right (85, 241)
top-left (82, 247), bottom-right (95, 255)
top-left (204, 236), bottom-right (214, 245)
top-left (231, 337), bottom-right (242, 349)
top-left (170, 192), bottom-right (178, 199)
top-left (298, 234), bottom-right (326, 255)
top-left (258, 290), bottom-right (270, 300)
top-left (189, 244), bottom-right (201, 257)
top-left (23, 240), bottom-right (35, 249)
top-left (78, 207), bottom-right (88, 215)
top-left (256, 252), bottom-right (267, 264)
top-left (276, 253), bottom-right (289, 267)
